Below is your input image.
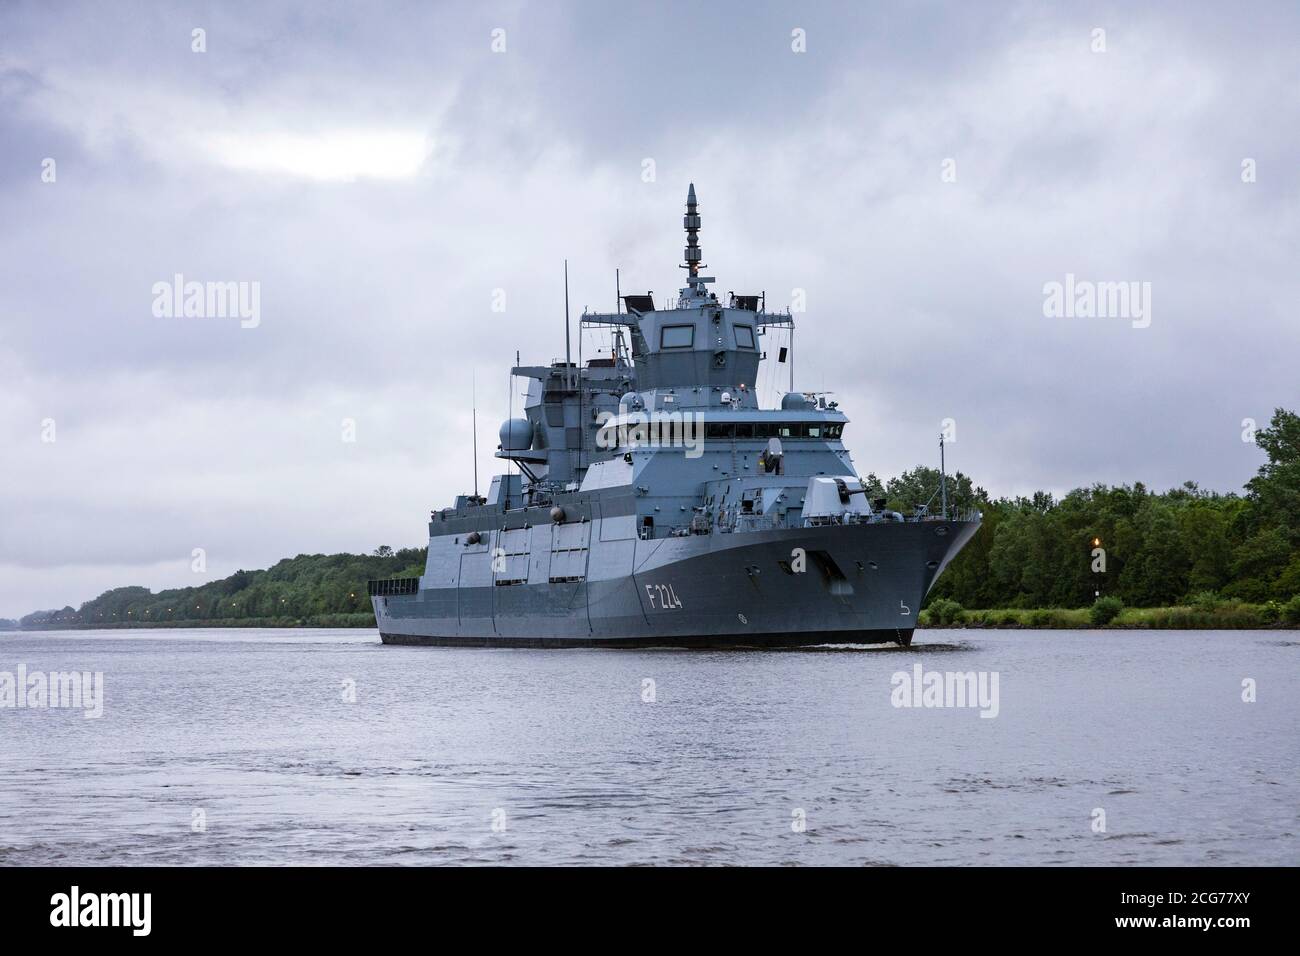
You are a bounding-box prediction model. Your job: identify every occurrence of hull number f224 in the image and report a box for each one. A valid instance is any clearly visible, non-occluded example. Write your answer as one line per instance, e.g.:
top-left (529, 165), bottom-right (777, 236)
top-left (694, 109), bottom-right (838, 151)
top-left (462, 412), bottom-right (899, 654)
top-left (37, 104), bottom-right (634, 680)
top-left (646, 583), bottom-right (683, 610)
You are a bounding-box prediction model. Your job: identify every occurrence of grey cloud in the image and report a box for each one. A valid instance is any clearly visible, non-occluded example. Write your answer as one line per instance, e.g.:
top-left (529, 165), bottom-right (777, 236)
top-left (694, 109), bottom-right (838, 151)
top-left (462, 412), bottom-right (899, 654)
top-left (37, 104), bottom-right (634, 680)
top-left (2, 0), bottom-right (1297, 616)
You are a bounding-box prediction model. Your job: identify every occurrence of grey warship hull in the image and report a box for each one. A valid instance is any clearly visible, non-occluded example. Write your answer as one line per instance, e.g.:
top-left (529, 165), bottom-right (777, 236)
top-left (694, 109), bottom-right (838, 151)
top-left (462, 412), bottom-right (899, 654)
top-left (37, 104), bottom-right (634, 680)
top-left (372, 183), bottom-right (981, 648)
top-left (374, 510), bottom-right (979, 647)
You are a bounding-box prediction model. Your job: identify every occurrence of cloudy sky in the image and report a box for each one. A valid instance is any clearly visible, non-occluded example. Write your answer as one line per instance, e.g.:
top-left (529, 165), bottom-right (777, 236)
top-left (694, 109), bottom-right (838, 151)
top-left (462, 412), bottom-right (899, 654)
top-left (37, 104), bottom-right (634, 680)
top-left (2, 0), bottom-right (1297, 618)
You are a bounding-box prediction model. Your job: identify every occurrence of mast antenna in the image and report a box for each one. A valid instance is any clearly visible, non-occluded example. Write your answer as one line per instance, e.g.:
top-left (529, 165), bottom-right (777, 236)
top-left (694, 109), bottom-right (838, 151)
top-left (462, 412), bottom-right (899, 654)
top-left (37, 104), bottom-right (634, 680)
top-left (940, 432), bottom-right (948, 519)
top-left (780, 323), bottom-right (790, 395)
top-left (564, 259), bottom-right (572, 389)
top-left (683, 183), bottom-right (701, 276)
top-left (472, 371), bottom-right (479, 499)
top-left (680, 182), bottom-right (710, 298)
top-left (504, 351), bottom-right (521, 510)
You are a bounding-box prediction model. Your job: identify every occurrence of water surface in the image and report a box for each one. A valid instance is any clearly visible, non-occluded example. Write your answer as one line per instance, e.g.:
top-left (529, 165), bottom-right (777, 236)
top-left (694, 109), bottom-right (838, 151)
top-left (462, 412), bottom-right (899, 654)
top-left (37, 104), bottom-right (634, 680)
top-left (1, 628), bottom-right (1295, 865)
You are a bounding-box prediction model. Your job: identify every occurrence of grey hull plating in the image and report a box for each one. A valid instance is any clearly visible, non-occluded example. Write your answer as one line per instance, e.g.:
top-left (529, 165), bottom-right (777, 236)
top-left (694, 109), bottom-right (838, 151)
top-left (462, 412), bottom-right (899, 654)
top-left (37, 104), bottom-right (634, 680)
top-left (375, 518), bottom-right (979, 647)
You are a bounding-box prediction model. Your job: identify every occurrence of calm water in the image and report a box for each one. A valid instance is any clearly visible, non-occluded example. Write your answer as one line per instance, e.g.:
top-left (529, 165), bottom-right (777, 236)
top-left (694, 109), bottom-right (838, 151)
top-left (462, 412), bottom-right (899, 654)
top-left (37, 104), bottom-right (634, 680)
top-left (1, 628), bottom-right (1296, 866)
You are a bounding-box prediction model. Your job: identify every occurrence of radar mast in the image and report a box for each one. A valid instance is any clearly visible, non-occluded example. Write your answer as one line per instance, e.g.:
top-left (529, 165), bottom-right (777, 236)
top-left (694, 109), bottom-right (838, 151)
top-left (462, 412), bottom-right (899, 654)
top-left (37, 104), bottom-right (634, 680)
top-left (680, 183), bottom-right (714, 302)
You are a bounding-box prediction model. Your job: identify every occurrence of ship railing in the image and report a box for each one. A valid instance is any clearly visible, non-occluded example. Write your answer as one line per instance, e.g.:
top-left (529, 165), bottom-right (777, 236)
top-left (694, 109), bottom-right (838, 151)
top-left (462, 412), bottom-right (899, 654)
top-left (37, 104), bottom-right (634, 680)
top-left (801, 508), bottom-right (983, 528)
top-left (719, 513), bottom-right (782, 534)
top-left (802, 512), bottom-right (875, 528)
top-left (367, 578), bottom-right (420, 597)
top-left (909, 506), bottom-right (983, 524)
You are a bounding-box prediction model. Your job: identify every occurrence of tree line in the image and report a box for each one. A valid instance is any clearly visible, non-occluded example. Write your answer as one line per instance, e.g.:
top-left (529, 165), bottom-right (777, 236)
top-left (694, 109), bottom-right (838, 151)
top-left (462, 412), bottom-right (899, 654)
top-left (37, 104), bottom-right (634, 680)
top-left (19, 408), bottom-right (1298, 628)
top-left (21, 547), bottom-right (425, 628)
top-left (875, 407), bottom-right (1299, 610)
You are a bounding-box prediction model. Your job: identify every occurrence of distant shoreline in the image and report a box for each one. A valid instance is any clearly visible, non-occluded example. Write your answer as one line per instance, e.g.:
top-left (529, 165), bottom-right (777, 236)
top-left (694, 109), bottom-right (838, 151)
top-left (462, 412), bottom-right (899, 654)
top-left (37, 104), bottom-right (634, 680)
top-left (6, 608), bottom-right (1297, 633)
top-left (918, 602), bottom-right (1298, 630)
top-left (7, 613), bottom-right (376, 632)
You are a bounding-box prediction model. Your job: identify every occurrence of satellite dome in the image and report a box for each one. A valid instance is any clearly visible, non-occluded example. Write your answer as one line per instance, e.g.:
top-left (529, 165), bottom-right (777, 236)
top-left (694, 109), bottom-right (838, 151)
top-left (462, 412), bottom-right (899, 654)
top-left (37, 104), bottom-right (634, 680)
top-left (499, 418), bottom-right (532, 451)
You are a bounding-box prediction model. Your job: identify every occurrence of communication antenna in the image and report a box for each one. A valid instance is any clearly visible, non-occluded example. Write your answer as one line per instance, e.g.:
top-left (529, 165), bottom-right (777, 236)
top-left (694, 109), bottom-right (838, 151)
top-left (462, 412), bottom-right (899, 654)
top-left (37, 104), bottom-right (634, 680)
top-left (505, 353), bottom-right (517, 510)
top-left (679, 183), bottom-right (713, 300)
top-left (789, 324), bottom-right (795, 394)
top-left (613, 267), bottom-right (622, 371)
top-left (683, 183), bottom-right (702, 277)
top-left (471, 371), bottom-right (479, 499)
top-left (940, 432), bottom-right (948, 519)
top-left (574, 262), bottom-right (584, 473)
top-left (564, 260), bottom-right (572, 389)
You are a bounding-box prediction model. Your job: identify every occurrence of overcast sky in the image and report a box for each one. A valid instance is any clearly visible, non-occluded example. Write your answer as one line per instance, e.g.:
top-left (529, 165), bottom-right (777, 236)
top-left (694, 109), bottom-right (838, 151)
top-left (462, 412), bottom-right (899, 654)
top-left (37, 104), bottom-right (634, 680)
top-left (2, 0), bottom-right (1297, 618)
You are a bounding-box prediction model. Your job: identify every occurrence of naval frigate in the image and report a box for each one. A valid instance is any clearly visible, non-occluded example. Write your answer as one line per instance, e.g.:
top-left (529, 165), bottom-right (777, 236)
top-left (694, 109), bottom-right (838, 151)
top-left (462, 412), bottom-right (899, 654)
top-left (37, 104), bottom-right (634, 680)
top-left (370, 185), bottom-right (980, 647)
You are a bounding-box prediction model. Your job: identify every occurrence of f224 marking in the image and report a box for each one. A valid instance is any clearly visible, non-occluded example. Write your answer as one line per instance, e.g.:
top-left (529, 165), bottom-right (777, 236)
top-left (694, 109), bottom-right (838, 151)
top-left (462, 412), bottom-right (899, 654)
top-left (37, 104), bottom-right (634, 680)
top-left (646, 583), bottom-right (683, 610)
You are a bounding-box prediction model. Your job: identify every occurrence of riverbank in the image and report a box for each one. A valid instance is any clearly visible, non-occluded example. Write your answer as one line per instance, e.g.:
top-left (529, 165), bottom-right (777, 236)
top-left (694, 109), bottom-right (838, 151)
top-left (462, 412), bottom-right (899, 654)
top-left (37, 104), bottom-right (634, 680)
top-left (13, 613), bottom-right (377, 631)
top-left (918, 601), bottom-right (1300, 629)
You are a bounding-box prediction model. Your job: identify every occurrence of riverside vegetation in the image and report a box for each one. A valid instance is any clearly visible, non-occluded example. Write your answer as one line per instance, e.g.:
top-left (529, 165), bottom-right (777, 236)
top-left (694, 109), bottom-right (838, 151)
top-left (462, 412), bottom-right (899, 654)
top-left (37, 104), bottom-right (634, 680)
top-left (17, 409), bottom-right (1300, 632)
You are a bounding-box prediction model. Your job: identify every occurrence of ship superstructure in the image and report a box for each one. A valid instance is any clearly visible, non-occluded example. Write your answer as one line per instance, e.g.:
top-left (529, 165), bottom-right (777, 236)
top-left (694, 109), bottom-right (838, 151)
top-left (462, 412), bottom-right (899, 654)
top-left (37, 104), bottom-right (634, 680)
top-left (370, 185), bottom-right (980, 646)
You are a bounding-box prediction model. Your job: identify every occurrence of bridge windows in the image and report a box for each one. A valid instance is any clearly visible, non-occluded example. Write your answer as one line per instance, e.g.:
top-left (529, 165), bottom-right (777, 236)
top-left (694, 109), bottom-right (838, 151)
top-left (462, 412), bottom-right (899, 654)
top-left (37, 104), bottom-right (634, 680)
top-left (598, 418), bottom-right (846, 446)
top-left (660, 324), bottom-right (695, 349)
top-left (772, 422), bottom-right (843, 439)
top-left (702, 422), bottom-right (846, 441)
